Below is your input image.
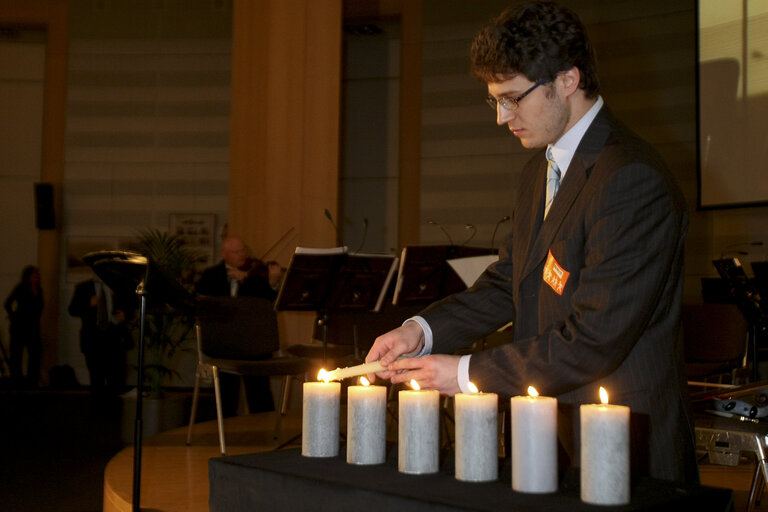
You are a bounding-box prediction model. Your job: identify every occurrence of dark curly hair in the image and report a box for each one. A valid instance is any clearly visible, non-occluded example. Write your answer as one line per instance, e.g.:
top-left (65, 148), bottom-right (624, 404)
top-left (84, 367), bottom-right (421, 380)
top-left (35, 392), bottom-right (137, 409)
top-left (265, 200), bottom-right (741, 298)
top-left (470, 1), bottom-right (599, 98)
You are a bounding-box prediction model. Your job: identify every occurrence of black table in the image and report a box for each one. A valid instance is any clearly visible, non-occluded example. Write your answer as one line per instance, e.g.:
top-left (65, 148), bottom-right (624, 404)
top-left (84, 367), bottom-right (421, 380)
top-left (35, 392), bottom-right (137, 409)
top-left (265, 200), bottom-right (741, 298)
top-left (209, 448), bottom-right (732, 512)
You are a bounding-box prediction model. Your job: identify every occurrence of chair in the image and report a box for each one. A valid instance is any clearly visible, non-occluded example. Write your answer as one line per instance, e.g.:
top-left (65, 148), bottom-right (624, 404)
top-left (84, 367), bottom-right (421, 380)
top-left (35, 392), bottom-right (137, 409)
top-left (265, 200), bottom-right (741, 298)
top-left (683, 302), bottom-right (750, 386)
top-left (186, 296), bottom-right (312, 455)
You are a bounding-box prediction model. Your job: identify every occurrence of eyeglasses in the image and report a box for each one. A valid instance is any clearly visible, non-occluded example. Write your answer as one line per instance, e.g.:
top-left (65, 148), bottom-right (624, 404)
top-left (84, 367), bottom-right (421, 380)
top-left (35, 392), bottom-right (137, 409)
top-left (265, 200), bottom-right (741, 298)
top-left (485, 79), bottom-right (548, 112)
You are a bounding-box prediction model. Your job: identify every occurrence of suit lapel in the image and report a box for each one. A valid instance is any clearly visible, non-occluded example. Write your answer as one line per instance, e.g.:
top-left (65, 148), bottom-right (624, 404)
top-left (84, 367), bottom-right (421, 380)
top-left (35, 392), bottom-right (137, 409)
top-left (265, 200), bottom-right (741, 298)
top-left (513, 151), bottom-right (547, 288)
top-left (518, 107), bottom-right (612, 283)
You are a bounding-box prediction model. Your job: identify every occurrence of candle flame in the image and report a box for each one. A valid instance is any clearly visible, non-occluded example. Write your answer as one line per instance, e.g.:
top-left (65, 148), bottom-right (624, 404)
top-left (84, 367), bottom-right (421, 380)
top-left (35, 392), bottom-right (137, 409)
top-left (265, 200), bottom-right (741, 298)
top-left (317, 369), bottom-right (331, 383)
top-left (410, 379), bottom-right (421, 391)
top-left (359, 376), bottom-right (370, 386)
top-left (527, 386), bottom-right (539, 397)
top-left (467, 381), bottom-right (479, 394)
top-left (599, 386), bottom-right (609, 404)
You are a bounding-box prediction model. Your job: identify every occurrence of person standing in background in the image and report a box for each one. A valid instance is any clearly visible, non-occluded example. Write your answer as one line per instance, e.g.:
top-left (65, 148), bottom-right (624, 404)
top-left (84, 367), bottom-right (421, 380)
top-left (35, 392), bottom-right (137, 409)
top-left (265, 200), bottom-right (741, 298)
top-left (68, 274), bottom-right (134, 397)
top-left (4, 265), bottom-right (43, 388)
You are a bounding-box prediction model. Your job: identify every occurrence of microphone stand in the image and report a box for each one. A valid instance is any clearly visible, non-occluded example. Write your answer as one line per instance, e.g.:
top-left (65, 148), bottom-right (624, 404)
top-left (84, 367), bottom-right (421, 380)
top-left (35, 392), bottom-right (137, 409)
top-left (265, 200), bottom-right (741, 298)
top-left (428, 219), bottom-right (454, 246)
top-left (133, 273), bottom-right (148, 512)
top-left (354, 218), bottom-right (368, 254)
top-left (491, 215), bottom-right (510, 252)
top-left (82, 250), bottom-right (196, 512)
top-left (461, 224), bottom-right (476, 246)
top-left (324, 209), bottom-right (342, 247)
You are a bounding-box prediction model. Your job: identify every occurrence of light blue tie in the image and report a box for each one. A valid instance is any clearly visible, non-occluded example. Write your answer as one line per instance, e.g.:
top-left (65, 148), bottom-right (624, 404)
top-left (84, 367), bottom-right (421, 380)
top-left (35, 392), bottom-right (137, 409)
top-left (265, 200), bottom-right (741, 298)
top-left (544, 146), bottom-right (561, 219)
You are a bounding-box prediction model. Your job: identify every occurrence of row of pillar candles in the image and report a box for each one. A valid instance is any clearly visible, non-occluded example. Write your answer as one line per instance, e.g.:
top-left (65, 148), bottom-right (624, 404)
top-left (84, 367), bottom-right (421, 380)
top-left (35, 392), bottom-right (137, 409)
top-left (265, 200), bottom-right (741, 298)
top-left (302, 371), bottom-right (630, 506)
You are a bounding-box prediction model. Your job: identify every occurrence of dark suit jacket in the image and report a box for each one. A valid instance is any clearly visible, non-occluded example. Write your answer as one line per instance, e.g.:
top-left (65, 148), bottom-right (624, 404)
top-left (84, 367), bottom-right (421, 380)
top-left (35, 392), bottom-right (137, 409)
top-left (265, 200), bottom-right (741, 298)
top-left (421, 106), bottom-right (697, 483)
top-left (196, 260), bottom-right (277, 301)
top-left (68, 279), bottom-right (133, 354)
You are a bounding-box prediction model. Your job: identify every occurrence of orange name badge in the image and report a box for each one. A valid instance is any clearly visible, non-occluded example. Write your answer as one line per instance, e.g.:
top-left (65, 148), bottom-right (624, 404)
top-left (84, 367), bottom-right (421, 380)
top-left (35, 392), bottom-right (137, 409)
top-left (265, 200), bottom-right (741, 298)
top-left (543, 250), bottom-right (569, 295)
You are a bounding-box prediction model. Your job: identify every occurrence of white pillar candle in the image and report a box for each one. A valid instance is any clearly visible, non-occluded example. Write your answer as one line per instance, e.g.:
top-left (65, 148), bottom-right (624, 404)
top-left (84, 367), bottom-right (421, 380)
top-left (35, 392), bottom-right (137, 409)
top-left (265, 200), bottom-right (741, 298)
top-left (454, 382), bottom-right (498, 482)
top-left (580, 387), bottom-right (630, 505)
top-left (398, 379), bottom-right (440, 474)
top-left (302, 375), bottom-right (341, 457)
top-left (510, 386), bottom-right (558, 493)
top-left (347, 377), bottom-right (387, 465)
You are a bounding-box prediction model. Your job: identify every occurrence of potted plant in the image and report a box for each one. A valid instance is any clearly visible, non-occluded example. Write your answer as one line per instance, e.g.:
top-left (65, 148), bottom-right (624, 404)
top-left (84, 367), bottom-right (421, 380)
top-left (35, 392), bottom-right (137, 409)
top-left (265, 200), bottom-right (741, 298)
top-left (120, 228), bottom-right (200, 441)
top-left (135, 228), bottom-right (199, 398)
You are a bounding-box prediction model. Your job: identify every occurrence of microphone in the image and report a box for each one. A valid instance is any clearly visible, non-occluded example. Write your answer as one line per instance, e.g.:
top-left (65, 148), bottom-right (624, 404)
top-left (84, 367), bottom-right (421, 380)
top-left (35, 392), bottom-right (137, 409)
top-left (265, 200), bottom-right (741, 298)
top-left (354, 218), bottom-right (369, 254)
top-left (427, 219), bottom-right (454, 246)
top-left (490, 215), bottom-right (511, 250)
top-left (461, 224), bottom-right (476, 246)
top-left (324, 208), bottom-right (342, 246)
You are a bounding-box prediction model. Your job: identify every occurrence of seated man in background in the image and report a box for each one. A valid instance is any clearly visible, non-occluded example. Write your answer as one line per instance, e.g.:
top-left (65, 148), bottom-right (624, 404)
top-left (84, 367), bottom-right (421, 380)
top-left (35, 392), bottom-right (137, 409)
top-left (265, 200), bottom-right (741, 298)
top-left (197, 235), bottom-right (281, 415)
top-left (197, 236), bottom-right (283, 299)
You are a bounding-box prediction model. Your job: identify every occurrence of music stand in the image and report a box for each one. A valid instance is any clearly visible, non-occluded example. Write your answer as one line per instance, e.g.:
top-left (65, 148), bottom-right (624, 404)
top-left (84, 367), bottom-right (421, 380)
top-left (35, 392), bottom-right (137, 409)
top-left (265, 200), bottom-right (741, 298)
top-left (275, 247), bottom-right (398, 362)
top-left (713, 258), bottom-right (768, 382)
top-left (83, 250), bottom-right (195, 512)
top-left (392, 245), bottom-right (495, 306)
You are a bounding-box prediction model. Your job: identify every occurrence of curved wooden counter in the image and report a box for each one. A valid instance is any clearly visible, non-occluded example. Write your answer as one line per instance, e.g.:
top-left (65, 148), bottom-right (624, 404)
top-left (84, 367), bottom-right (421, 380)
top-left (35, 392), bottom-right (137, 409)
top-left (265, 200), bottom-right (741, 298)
top-left (103, 411), bottom-right (301, 512)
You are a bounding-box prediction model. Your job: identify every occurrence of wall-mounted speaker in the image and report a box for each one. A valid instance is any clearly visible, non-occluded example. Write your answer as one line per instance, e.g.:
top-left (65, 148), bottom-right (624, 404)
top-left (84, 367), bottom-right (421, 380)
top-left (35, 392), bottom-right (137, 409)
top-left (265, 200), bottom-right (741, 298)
top-left (34, 182), bottom-right (55, 230)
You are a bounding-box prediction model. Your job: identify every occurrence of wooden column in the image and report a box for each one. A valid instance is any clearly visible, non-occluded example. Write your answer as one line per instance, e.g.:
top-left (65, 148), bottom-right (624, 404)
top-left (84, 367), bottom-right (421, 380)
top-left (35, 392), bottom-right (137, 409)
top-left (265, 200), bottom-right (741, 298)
top-left (0, 0), bottom-right (69, 383)
top-left (229, 0), bottom-right (341, 261)
top-left (398, 0), bottom-right (422, 248)
top-left (229, 0), bottom-right (342, 343)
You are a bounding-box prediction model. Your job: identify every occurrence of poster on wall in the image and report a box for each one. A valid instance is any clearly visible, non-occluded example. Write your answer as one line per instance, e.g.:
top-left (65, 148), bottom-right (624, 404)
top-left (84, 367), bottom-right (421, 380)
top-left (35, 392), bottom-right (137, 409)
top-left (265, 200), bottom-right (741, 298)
top-left (169, 213), bottom-right (216, 270)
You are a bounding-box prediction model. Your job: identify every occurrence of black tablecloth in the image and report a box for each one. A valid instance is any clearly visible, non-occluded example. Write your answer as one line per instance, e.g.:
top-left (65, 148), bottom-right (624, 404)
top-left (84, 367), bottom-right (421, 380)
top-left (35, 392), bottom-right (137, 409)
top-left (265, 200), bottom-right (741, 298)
top-left (209, 447), bottom-right (733, 512)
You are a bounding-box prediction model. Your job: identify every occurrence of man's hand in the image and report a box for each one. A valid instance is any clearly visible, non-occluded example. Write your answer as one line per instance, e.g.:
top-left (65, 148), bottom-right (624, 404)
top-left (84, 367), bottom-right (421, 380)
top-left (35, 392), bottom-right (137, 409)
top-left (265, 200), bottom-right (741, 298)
top-left (365, 321), bottom-right (424, 382)
top-left (266, 262), bottom-right (285, 290)
top-left (365, 321), bottom-right (462, 396)
top-left (387, 354), bottom-right (461, 396)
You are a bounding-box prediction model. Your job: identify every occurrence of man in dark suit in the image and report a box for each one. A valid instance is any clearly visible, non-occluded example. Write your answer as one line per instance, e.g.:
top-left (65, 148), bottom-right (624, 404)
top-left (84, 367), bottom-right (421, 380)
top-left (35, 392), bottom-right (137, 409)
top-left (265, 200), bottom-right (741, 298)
top-left (196, 235), bottom-right (281, 415)
top-left (366, 1), bottom-right (697, 483)
top-left (69, 275), bottom-right (133, 396)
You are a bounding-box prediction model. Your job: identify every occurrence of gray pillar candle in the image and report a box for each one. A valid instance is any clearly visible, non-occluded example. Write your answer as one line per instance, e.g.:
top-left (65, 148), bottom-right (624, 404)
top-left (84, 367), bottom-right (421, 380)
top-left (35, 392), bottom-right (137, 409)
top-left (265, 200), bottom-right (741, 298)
top-left (580, 387), bottom-right (630, 505)
top-left (510, 387), bottom-right (558, 493)
top-left (347, 379), bottom-right (387, 465)
top-left (455, 385), bottom-right (498, 482)
top-left (398, 381), bottom-right (439, 474)
top-left (302, 381), bottom-right (340, 457)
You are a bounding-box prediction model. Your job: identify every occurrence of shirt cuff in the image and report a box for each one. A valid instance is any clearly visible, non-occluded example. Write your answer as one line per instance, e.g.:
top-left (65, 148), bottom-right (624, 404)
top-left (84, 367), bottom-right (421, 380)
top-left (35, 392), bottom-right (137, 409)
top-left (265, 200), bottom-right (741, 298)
top-left (406, 316), bottom-right (470, 393)
top-left (457, 354), bottom-right (472, 394)
top-left (404, 316), bottom-right (432, 356)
